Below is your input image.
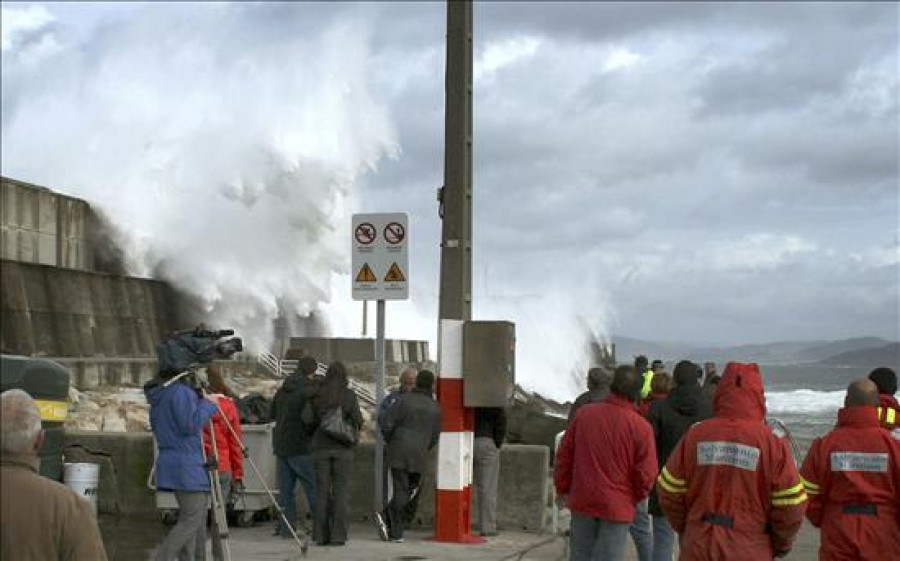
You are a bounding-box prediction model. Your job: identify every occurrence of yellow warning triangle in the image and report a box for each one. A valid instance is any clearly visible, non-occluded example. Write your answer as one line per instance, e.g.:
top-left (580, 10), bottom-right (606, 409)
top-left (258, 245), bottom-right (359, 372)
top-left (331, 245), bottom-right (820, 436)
top-left (355, 263), bottom-right (377, 282)
top-left (384, 262), bottom-right (406, 282)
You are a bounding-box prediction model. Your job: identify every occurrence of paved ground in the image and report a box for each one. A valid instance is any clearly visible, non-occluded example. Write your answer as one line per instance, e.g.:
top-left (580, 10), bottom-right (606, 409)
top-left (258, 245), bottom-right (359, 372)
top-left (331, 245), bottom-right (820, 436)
top-left (101, 515), bottom-right (820, 560)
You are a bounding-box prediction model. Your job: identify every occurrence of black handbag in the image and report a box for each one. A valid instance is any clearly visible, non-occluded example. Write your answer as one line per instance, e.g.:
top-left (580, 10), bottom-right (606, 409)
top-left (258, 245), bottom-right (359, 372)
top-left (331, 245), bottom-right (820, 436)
top-left (321, 405), bottom-right (358, 446)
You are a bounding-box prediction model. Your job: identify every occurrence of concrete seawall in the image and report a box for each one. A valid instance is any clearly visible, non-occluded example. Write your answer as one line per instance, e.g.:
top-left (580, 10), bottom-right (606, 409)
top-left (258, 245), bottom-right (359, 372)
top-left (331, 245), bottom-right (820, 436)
top-left (64, 431), bottom-right (550, 532)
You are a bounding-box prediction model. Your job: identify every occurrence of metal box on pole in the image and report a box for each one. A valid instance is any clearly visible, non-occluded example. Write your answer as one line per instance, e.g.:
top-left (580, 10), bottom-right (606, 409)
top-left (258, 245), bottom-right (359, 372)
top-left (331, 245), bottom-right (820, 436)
top-left (462, 321), bottom-right (515, 407)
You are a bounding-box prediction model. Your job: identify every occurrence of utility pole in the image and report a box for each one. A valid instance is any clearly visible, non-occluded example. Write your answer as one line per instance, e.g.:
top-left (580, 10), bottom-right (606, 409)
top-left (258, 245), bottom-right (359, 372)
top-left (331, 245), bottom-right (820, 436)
top-left (435, 0), bottom-right (478, 544)
top-left (438, 0), bottom-right (473, 322)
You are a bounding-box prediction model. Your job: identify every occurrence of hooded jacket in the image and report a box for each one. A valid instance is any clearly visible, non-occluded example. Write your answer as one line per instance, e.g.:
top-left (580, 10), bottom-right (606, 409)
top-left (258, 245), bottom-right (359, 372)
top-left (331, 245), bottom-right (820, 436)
top-left (271, 373), bottom-right (319, 457)
top-left (657, 363), bottom-right (806, 560)
top-left (647, 383), bottom-right (713, 516)
top-left (877, 393), bottom-right (899, 431)
top-left (202, 395), bottom-right (243, 480)
top-left (800, 406), bottom-right (900, 560)
top-left (555, 394), bottom-right (658, 522)
top-left (145, 378), bottom-right (218, 491)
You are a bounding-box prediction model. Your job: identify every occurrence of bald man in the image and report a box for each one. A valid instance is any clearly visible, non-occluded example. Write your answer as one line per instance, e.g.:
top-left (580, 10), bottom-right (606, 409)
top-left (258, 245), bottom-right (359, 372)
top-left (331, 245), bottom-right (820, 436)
top-left (1, 389), bottom-right (108, 560)
top-left (800, 379), bottom-right (900, 560)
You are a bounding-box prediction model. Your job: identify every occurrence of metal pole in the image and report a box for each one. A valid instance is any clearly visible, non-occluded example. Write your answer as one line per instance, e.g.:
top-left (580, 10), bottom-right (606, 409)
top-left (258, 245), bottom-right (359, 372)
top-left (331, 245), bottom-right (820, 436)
top-left (362, 300), bottom-right (369, 337)
top-left (438, 0), bottom-right (473, 322)
top-left (374, 299), bottom-right (386, 513)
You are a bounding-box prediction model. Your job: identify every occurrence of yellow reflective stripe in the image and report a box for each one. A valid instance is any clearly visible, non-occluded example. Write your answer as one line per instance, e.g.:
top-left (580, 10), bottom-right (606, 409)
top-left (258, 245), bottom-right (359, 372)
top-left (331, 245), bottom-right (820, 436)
top-left (801, 476), bottom-right (819, 490)
top-left (805, 488), bottom-right (819, 496)
top-left (772, 492), bottom-right (808, 507)
top-left (772, 482), bottom-right (804, 498)
top-left (661, 467), bottom-right (686, 487)
top-left (888, 408), bottom-right (897, 424)
top-left (33, 399), bottom-right (68, 422)
top-left (657, 474), bottom-right (687, 494)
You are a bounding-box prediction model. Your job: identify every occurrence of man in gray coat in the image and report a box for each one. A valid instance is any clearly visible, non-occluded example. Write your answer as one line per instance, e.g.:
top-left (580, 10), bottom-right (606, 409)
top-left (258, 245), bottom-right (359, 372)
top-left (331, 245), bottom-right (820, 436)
top-left (379, 370), bottom-right (442, 542)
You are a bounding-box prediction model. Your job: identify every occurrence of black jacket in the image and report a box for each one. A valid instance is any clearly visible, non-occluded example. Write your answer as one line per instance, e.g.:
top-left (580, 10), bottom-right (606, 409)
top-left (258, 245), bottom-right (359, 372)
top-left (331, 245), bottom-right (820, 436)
top-left (647, 383), bottom-right (713, 515)
top-left (271, 374), bottom-right (319, 457)
top-left (381, 389), bottom-right (442, 473)
top-left (308, 387), bottom-right (364, 453)
top-left (474, 407), bottom-right (507, 449)
top-left (567, 388), bottom-right (610, 425)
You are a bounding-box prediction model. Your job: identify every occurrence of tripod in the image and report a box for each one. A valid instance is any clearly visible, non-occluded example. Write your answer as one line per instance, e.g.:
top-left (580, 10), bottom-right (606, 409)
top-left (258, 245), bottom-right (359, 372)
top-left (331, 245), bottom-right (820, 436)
top-left (211, 398), bottom-right (310, 558)
top-left (204, 417), bottom-right (232, 561)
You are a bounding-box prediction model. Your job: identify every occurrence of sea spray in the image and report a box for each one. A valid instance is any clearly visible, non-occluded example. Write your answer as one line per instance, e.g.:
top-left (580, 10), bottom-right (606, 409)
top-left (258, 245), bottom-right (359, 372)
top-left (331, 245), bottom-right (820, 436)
top-left (1, 3), bottom-right (399, 350)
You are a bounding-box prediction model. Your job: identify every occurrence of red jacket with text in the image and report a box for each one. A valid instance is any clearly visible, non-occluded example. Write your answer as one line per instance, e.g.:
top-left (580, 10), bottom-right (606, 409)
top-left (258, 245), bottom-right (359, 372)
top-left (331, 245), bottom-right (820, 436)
top-left (555, 394), bottom-right (658, 522)
top-left (657, 363), bottom-right (806, 560)
top-left (877, 393), bottom-right (899, 431)
top-left (799, 405), bottom-right (900, 560)
top-left (203, 395), bottom-right (244, 480)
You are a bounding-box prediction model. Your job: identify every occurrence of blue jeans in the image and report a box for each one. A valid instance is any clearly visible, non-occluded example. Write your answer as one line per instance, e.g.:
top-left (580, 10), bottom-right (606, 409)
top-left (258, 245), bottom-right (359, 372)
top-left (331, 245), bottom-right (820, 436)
top-left (630, 499), bottom-right (652, 561)
top-left (651, 514), bottom-right (675, 561)
top-left (277, 455), bottom-right (316, 534)
top-left (569, 513), bottom-right (630, 561)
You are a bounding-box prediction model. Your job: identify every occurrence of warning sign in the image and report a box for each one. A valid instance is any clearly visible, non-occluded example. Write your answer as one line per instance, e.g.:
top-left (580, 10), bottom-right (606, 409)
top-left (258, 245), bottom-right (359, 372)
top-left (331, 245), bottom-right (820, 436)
top-left (355, 263), bottom-right (377, 282)
top-left (384, 262), bottom-right (405, 282)
top-left (352, 212), bottom-right (408, 300)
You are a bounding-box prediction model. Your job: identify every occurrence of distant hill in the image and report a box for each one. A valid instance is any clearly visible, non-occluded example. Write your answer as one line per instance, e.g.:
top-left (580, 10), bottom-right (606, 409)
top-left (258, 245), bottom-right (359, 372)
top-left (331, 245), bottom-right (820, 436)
top-left (818, 343), bottom-right (900, 367)
top-left (612, 335), bottom-right (896, 366)
top-left (797, 337), bottom-right (892, 363)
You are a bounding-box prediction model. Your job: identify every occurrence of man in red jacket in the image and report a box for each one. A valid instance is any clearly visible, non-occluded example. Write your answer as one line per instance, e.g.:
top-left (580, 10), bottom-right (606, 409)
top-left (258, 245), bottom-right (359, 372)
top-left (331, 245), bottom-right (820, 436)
top-left (555, 365), bottom-right (657, 561)
top-left (868, 367), bottom-right (898, 432)
top-left (657, 362), bottom-right (806, 560)
top-left (800, 378), bottom-right (900, 560)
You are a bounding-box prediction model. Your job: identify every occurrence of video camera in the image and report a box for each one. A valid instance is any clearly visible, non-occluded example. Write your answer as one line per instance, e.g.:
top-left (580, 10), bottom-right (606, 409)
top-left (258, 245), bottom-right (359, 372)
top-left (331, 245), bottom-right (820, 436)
top-left (157, 324), bottom-right (243, 379)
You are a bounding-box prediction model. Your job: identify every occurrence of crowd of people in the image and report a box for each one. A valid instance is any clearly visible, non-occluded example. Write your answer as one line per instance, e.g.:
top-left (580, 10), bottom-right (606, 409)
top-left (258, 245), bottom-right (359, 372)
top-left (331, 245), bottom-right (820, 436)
top-left (1, 351), bottom-right (896, 561)
top-left (557, 359), bottom-right (900, 561)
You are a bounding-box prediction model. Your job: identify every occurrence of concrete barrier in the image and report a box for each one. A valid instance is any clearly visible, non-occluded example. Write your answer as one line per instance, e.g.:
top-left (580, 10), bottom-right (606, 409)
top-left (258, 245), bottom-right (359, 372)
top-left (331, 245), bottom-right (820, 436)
top-left (63, 431), bottom-right (551, 532)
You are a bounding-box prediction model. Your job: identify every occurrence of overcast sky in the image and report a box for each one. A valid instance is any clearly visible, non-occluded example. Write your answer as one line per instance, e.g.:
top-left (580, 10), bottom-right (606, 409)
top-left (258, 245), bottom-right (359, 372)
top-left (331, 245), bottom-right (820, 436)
top-left (2, 2), bottom-right (897, 396)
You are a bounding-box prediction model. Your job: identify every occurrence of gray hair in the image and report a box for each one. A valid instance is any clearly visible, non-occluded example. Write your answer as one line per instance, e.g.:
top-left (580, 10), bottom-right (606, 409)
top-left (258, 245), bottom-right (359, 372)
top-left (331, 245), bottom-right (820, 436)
top-left (400, 365), bottom-right (418, 381)
top-left (1, 389), bottom-right (42, 455)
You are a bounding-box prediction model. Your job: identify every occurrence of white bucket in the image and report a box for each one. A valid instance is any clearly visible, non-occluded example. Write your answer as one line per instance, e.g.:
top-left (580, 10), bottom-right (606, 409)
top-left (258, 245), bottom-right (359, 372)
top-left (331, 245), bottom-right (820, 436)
top-left (64, 462), bottom-right (100, 515)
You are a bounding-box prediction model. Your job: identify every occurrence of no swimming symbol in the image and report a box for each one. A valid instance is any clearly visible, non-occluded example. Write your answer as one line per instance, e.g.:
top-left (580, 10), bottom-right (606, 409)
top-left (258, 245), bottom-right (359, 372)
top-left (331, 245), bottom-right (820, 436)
top-left (383, 222), bottom-right (405, 245)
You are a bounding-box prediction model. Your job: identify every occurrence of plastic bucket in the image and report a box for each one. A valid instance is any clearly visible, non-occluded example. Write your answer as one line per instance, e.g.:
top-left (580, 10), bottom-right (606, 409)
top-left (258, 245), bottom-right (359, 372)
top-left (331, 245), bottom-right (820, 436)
top-left (64, 462), bottom-right (100, 514)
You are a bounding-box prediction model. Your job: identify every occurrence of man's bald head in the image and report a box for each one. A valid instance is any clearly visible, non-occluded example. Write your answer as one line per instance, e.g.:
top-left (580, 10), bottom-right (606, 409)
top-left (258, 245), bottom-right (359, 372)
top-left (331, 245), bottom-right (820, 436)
top-left (845, 379), bottom-right (880, 407)
top-left (400, 366), bottom-right (417, 393)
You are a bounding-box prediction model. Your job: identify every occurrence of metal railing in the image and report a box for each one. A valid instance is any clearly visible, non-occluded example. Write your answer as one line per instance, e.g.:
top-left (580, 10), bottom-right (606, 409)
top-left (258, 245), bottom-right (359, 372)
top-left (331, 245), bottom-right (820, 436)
top-left (256, 350), bottom-right (282, 377)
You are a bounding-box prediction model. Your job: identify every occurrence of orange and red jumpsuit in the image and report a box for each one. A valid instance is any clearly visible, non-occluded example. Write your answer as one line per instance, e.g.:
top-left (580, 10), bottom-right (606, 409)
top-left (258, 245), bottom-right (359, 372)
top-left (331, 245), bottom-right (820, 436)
top-left (800, 405), bottom-right (900, 560)
top-left (657, 362), bottom-right (806, 560)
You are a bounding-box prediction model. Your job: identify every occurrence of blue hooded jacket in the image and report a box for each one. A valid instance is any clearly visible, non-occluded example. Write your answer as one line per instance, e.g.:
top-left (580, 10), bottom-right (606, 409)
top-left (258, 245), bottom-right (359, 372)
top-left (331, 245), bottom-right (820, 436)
top-left (145, 378), bottom-right (218, 491)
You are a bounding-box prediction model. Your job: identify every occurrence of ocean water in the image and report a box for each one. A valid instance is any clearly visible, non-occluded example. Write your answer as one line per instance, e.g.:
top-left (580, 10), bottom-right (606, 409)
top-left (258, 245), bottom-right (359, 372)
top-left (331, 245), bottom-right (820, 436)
top-left (761, 364), bottom-right (869, 457)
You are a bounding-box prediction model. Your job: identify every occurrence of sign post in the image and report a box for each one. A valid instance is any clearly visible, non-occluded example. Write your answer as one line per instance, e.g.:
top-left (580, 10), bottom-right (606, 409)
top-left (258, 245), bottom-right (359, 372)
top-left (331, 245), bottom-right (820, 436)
top-left (352, 212), bottom-right (409, 515)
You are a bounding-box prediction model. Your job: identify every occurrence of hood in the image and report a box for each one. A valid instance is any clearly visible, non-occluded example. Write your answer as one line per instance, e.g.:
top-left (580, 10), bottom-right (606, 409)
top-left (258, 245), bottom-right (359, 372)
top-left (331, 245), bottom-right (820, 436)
top-left (144, 376), bottom-right (166, 406)
top-left (669, 384), bottom-right (703, 415)
top-left (713, 362), bottom-right (766, 422)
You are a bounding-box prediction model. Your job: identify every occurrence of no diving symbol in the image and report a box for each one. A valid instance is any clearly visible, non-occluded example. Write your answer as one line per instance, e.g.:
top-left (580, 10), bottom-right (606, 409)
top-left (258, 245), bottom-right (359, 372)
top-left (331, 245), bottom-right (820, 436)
top-left (384, 222), bottom-right (405, 245)
top-left (355, 223), bottom-right (376, 245)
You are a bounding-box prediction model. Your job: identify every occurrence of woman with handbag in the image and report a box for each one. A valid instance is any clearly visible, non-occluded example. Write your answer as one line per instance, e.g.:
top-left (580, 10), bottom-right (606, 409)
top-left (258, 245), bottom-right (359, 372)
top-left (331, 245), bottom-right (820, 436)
top-left (304, 361), bottom-right (363, 546)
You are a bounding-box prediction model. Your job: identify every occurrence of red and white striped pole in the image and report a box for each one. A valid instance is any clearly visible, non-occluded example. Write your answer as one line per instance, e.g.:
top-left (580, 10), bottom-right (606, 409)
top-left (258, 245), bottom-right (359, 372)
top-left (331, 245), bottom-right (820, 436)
top-left (434, 319), bottom-right (483, 543)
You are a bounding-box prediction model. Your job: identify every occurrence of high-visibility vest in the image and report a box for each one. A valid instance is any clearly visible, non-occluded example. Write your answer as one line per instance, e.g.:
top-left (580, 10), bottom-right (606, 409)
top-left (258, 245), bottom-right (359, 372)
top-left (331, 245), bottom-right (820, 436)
top-left (877, 405), bottom-right (898, 428)
top-left (641, 370), bottom-right (654, 399)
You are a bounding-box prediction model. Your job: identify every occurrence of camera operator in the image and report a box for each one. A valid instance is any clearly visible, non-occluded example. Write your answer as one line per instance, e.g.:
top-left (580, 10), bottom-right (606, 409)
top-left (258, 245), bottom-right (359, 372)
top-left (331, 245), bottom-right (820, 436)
top-left (145, 367), bottom-right (220, 561)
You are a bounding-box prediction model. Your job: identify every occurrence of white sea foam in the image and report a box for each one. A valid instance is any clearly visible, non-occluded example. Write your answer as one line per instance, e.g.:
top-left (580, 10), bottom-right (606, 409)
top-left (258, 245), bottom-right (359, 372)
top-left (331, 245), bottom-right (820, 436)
top-left (766, 389), bottom-right (844, 415)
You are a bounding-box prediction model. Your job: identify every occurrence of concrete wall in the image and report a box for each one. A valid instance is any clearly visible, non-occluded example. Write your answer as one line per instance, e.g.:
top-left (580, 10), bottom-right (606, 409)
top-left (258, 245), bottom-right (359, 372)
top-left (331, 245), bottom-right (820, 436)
top-left (1, 176), bottom-right (99, 271)
top-left (64, 431), bottom-right (550, 532)
top-left (289, 337), bottom-right (429, 365)
top-left (1, 260), bottom-right (186, 358)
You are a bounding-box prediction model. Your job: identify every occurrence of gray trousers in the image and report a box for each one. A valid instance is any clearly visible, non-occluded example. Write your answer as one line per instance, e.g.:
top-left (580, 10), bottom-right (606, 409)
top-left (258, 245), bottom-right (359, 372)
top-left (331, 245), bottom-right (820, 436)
top-left (153, 491), bottom-right (208, 561)
top-left (473, 437), bottom-right (500, 534)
